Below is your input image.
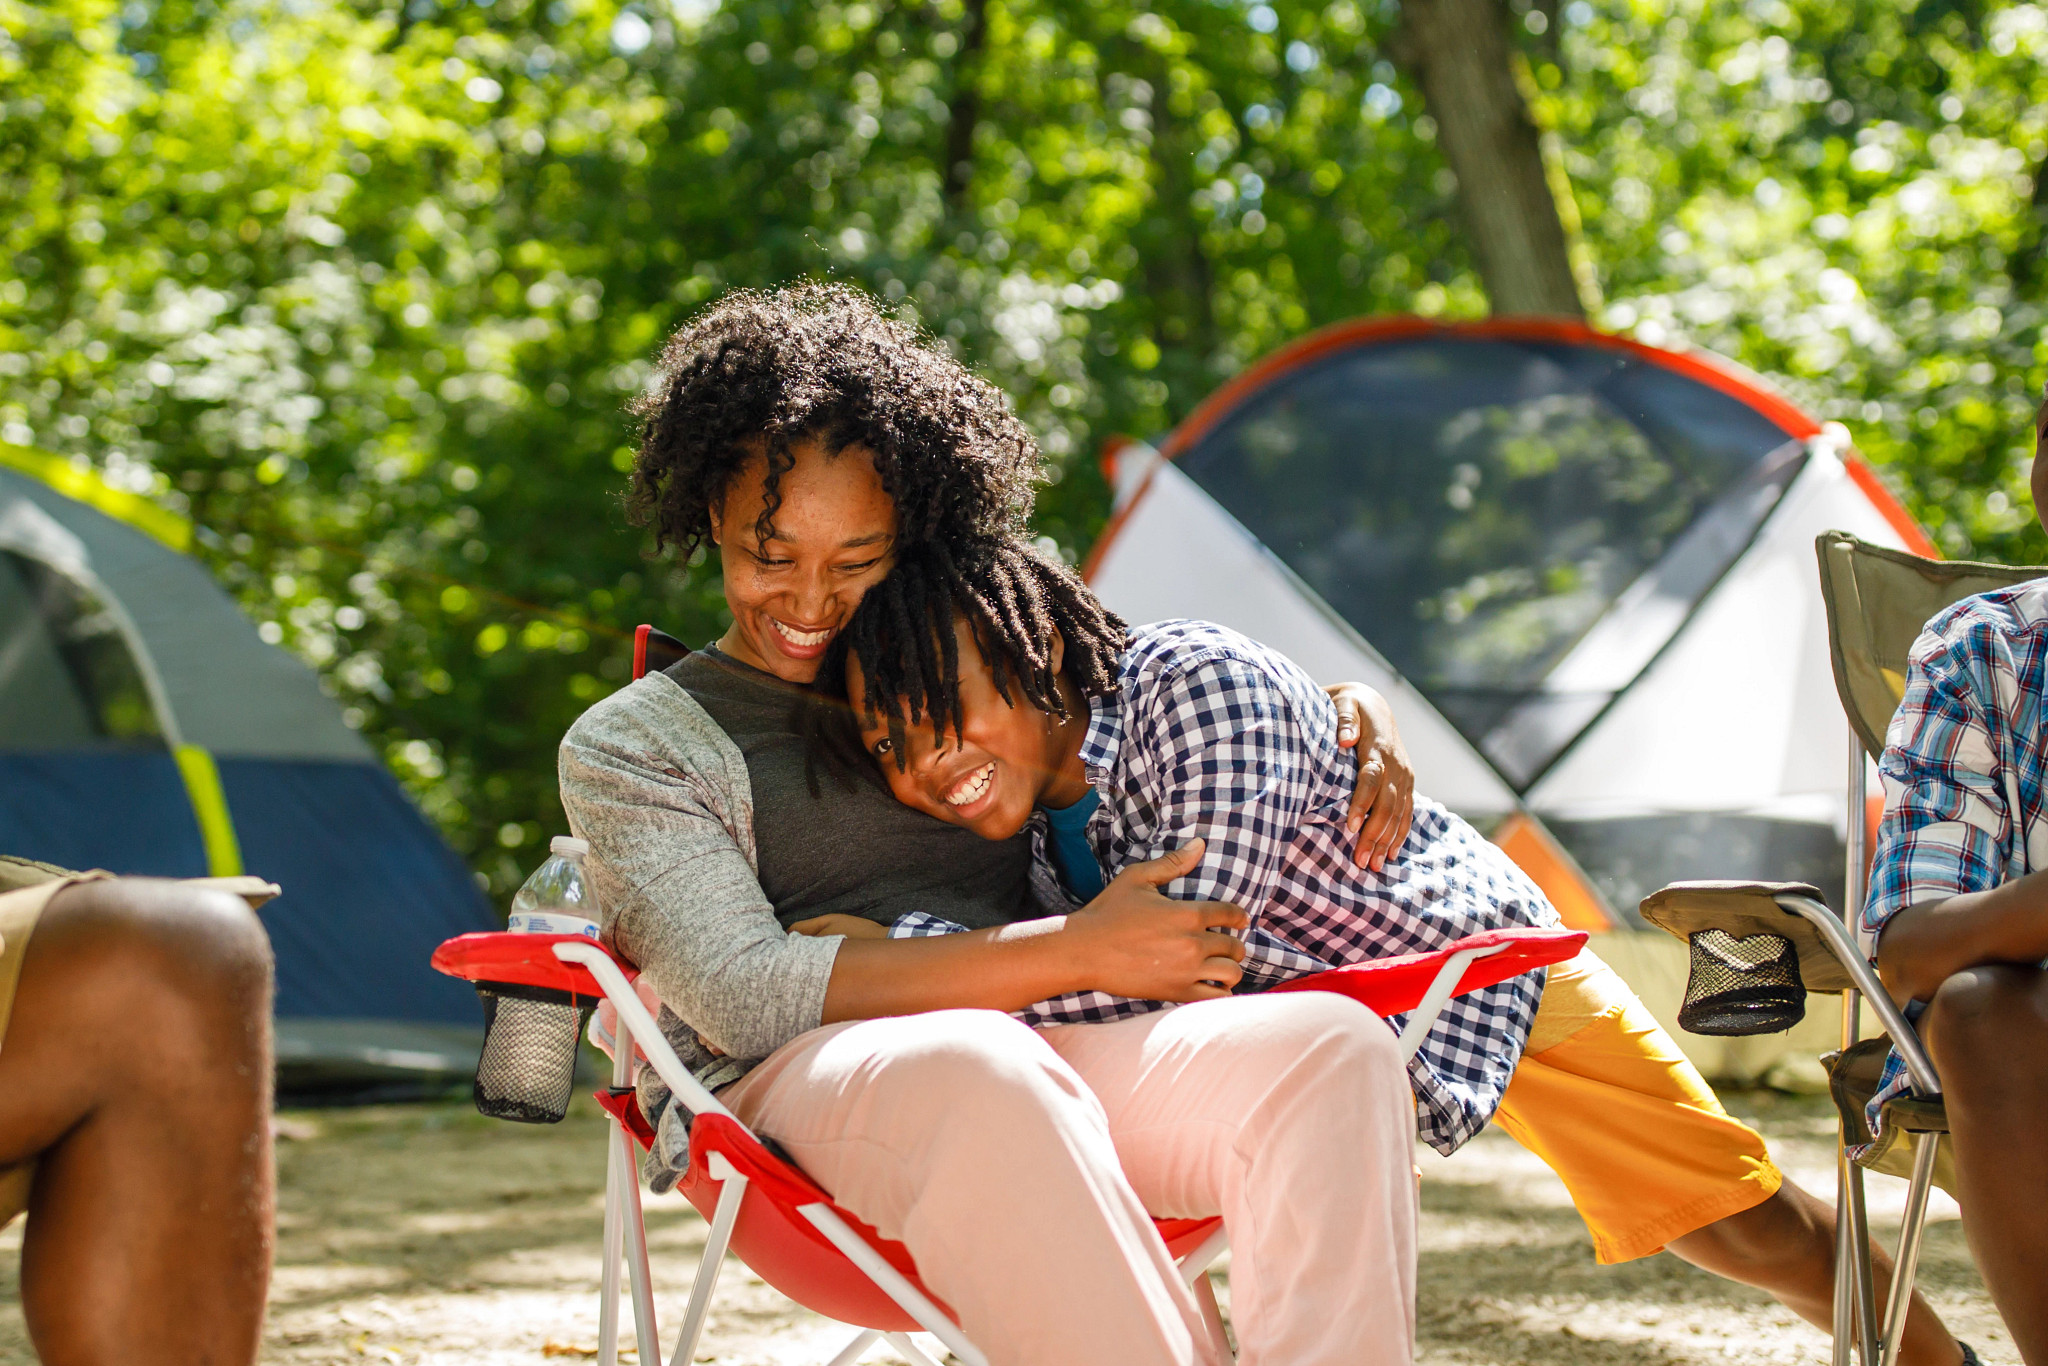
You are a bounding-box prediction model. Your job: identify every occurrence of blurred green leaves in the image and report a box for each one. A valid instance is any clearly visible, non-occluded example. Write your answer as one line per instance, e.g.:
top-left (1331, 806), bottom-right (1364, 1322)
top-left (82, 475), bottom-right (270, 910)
top-left (6, 0), bottom-right (2048, 896)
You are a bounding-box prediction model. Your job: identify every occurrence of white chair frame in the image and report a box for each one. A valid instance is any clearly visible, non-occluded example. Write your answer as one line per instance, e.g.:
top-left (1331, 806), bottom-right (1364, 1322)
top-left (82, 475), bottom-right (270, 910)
top-left (553, 937), bottom-right (1508, 1366)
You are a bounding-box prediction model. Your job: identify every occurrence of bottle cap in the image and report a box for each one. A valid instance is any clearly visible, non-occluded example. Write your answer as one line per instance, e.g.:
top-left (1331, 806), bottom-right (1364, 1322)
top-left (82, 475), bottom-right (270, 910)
top-left (551, 835), bottom-right (590, 859)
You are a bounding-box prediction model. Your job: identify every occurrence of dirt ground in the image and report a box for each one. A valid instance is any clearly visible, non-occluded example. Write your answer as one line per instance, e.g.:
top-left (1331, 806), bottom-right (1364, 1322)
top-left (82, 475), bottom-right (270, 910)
top-left (0, 1089), bottom-right (2013, 1365)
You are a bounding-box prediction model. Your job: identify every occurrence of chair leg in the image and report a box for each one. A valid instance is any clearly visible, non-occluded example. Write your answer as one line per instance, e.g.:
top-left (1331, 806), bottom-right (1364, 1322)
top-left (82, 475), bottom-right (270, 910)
top-left (821, 1328), bottom-right (882, 1366)
top-left (1177, 1226), bottom-right (1230, 1286)
top-left (881, 1333), bottom-right (948, 1366)
top-left (669, 1167), bottom-right (747, 1366)
top-left (617, 1124), bottom-right (660, 1366)
top-left (599, 1126), bottom-right (627, 1366)
top-left (799, 1203), bottom-right (990, 1366)
top-left (1834, 987), bottom-right (1881, 1366)
top-left (1877, 1133), bottom-right (1942, 1366)
top-left (1845, 1153), bottom-right (1880, 1365)
top-left (1193, 1272), bottom-right (1234, 1364)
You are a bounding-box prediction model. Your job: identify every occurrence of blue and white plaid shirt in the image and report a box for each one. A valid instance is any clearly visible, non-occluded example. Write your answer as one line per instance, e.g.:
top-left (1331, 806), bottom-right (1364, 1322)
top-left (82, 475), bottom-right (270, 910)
top-left (895, 619), bottom-right (1559, 1154)
top-left (1861, 580), bottom-right (2048, 1142)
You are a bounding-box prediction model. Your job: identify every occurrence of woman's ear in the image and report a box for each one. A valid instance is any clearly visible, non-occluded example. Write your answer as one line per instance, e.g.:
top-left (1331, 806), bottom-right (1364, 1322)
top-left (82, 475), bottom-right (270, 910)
top-left (1048, 629), bottom-right (1066, 676)
top-left (706, 495), bottom-right (723, 547)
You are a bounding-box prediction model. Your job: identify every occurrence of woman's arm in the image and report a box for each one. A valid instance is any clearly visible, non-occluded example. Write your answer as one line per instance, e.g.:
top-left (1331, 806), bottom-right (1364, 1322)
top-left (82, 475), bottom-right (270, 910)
top-left (562, 693), bottom-right (844, 1061)
top-left (802, 842), bottom-right (1249, 1022)
top-left (567, 678), bottom-right (1249, 1053)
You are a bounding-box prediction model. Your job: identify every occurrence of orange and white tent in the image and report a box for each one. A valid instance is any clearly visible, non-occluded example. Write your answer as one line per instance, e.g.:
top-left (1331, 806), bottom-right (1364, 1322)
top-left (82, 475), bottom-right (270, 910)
top-left (1085, 319), bottom-right (1929, 1075)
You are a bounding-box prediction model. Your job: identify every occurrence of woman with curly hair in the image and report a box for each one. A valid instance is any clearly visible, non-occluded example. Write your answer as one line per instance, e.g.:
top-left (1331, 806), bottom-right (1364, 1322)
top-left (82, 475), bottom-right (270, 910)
top-left (559, 282), bottom-right (1420, 1365)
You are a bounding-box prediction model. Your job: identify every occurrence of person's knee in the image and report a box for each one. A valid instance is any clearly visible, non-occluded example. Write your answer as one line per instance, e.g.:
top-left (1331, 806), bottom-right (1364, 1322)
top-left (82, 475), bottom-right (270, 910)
top-left (1926, 964), bottom-right (2048, 1090)
top-left (1251, 992), bottom-right (1403, 1076)
top-left (1673, 1183), bottom-right (1825, 1272)
top-left (858, 1010), bottom-right (1080, 1118)
top-left (46, 879), bottom-right (272, 1029)
top-left (1229, 992), bottom-right (1408, 1128)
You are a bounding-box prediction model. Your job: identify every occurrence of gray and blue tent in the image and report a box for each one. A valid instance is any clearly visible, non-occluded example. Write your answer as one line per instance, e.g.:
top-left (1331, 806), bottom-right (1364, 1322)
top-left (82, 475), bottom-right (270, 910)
top-left (0, 443), bottom-right (494, 1097)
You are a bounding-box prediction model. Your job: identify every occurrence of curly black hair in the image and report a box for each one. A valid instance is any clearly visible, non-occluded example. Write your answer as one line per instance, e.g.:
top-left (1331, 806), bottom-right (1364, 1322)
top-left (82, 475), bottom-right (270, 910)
top-left (811, 537), bottom-right (1129, 776)
top-left (626, 282), bottom-right (1041, 559)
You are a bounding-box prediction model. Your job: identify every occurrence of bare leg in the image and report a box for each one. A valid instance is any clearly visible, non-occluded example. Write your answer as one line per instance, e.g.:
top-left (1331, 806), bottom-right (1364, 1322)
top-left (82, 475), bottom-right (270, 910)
top-left (1924, 963), bottom-right (2048, 1365)
top-left (0, 878), bottom-right (275, 1366)
top-left (1667, 1179), bottom-right (1959, 1365)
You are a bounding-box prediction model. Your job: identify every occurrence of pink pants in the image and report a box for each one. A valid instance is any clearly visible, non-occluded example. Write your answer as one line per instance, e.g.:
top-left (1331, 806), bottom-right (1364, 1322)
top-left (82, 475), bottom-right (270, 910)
top-left (720, 992), bottom-right (1418, 1366)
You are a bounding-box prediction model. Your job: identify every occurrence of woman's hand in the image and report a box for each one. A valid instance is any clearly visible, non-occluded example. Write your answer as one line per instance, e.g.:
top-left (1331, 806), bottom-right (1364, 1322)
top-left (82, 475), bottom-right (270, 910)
top-left (816, 844), bottom-right (1244, 1021)
top-left (790, 913), bottom-right (891, 940)
top-left (1326, 682), bottom-right (1415, 871)
top-left (1056, 840), bottom-right (1248, 1001)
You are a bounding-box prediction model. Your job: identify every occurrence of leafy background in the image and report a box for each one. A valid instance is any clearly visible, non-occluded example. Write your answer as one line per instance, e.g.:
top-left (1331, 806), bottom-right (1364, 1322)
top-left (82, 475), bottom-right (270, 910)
top-left (7, 0), bottom-right (2047, 896)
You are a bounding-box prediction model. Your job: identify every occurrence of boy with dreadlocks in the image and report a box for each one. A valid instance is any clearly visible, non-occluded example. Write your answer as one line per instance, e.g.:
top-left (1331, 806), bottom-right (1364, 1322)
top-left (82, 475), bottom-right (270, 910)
top-left (813, 536), bottom-right (1964, 1362)
top-left (814, 536), bottom-right (1555, 1151)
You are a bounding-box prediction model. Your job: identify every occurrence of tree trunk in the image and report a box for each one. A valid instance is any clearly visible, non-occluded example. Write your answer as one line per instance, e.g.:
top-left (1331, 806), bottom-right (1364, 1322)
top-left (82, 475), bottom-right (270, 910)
top-left (1396, 0), bottom-right (1585, 318)
top-left (942, 0), bottom-right (988, 212)
top-left (2009, 149), bottom-right (2048, 298)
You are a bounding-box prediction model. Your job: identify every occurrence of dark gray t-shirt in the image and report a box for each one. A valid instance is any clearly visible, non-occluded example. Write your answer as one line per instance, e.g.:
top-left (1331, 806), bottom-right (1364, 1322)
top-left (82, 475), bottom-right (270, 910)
top-left (666, 646), bottom-right (1036, 931)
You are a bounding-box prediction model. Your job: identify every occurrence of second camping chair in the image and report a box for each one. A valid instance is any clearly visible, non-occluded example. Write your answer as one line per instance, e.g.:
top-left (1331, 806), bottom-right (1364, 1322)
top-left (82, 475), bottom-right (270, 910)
top-left (1640, 530), bottom-right (2041, 1366)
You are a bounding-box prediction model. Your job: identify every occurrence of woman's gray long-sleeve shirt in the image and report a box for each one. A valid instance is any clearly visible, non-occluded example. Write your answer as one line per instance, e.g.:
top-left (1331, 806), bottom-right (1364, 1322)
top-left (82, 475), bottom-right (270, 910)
top-left (558, 656), bottom-right (1043, 1184)
top-left (560, 672), bottom-right (840, 1180)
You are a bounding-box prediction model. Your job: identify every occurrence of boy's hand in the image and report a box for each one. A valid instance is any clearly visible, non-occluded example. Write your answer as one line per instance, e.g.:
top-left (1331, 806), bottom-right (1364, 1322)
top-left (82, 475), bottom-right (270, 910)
top-left (1057, 840), bottom-right (1248, 1001)
top-left (790, 913), bottom-right (891, 940)
top-left (1327, 682), bottom-right (1415, 871)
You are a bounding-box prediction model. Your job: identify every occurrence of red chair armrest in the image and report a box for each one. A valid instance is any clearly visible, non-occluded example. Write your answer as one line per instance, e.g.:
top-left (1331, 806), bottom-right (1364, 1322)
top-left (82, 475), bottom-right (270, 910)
top-left (430, 930), bottom-right (636, 997)
top-left (1269, 926), bottom-right (1586, 1016)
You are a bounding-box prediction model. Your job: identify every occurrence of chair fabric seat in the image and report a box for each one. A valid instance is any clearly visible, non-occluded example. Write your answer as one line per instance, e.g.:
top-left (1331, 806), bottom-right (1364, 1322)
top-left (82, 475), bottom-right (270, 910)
top-left (1824, 1037), bottom-right (1955, 1195)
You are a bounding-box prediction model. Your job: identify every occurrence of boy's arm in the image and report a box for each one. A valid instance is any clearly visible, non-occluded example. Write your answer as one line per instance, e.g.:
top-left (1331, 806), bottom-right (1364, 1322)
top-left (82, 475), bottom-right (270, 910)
top-left (1118, 651), bottom-right (1321, 918)
top-left (1869, 629), bottom-right (2037, 1003)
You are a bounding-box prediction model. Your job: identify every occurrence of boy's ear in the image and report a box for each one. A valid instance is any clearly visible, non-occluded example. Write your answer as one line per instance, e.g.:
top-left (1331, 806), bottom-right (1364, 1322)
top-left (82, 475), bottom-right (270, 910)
top-left (1048, 628), bottom-right (1066, 676)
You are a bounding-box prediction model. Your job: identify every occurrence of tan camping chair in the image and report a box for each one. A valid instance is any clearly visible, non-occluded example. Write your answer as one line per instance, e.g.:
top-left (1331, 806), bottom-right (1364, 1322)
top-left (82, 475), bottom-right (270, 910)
top-left (1640, 530), bottom-right (2043, 1366)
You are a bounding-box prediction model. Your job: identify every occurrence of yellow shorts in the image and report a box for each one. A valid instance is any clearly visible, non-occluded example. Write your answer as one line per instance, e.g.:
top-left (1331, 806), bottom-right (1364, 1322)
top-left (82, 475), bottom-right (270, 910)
top-left (1492, 949), bottom-right (1783, 1264)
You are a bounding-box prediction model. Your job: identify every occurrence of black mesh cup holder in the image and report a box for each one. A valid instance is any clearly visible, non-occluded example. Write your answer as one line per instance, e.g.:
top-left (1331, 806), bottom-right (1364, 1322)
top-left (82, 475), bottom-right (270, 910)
top-left (1678, 929), bottom-right (1807, 1036)
top-left (472, 980), bottom-right (595, 1123)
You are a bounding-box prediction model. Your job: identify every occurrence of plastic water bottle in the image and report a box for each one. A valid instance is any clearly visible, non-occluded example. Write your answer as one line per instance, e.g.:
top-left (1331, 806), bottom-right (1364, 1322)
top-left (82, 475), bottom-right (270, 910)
top-left (508, 836), bottom-right (603, 938)
top-left (474, 836), bottom-right (600, 1123)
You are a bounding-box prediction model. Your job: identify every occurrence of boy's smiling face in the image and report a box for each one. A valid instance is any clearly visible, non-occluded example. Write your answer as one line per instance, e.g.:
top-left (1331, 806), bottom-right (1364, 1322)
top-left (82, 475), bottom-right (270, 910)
top-left (846, 612), bottom-right (1071, 841)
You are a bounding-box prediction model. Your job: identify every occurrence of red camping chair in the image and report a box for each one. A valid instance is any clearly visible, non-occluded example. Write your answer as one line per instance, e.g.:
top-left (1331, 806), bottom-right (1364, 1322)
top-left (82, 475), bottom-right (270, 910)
top-left (433, 926), bottom-right (1584, 1366)
top-left (430, 624), bottom-right (1588, 1366)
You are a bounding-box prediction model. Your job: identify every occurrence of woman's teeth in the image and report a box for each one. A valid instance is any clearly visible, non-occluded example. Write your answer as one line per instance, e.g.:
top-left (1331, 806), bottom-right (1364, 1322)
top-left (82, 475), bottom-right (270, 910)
top-left (946, 762), bottom-right (995, 808)
top-left (771, 619), bottom-right (832, 647)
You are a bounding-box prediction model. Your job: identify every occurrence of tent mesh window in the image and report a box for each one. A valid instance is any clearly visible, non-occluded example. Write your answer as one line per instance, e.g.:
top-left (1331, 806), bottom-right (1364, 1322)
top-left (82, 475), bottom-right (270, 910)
top-left (1678, 929), bottom-right (1806, 1036)
top-left (1174, 338), bottom-right (1805, 791)
top-left (472, 981), bottom-right (594, 1123)
top-left (0, 550), bottom-right (162, 746)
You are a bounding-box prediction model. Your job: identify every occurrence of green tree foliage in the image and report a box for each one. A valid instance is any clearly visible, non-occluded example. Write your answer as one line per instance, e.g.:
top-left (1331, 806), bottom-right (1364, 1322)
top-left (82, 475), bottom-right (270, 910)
top-left (5, 0), bottom-right (2046, 894)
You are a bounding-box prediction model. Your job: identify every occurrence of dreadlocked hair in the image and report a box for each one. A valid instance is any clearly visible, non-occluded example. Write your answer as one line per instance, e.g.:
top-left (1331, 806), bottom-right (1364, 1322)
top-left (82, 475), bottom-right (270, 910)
top-left (626, 282), bottom-right (1039, 560)
top-left (811, 537), bottom-right (1129, 780)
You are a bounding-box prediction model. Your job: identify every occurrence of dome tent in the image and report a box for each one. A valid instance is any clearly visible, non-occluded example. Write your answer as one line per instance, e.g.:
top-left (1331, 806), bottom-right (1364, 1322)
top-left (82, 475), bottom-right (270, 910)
top-left (0, 442), bottom-right (495, 1099)
top-left (1085, 319), bottom-right (1930, 1078)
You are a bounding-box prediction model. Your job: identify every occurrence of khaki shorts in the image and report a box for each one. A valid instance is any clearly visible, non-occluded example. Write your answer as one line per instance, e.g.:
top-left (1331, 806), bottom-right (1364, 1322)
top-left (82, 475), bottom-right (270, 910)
top-left (1492, 950), bottom-right (1784, 1264)
top-left (0, 875), bottom-right (104, 1230)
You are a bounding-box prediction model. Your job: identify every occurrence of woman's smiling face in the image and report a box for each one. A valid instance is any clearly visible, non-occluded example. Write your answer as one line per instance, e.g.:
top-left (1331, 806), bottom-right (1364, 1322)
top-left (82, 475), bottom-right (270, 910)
top-left (845, 614), bottom-right (1067, 842)
top-left (709, 439), bottom-right (896, 685)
